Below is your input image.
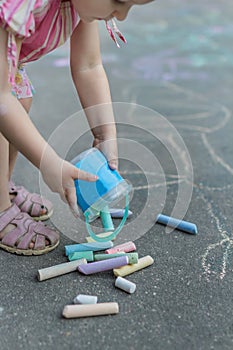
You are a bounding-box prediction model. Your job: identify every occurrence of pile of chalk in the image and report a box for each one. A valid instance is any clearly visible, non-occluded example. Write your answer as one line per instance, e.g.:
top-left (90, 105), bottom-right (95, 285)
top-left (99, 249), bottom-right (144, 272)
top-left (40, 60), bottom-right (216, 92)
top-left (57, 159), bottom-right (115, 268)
top-left (37, 212), bottom-right (197, 319)
top-left (37, 240), bottom-right (154, 319)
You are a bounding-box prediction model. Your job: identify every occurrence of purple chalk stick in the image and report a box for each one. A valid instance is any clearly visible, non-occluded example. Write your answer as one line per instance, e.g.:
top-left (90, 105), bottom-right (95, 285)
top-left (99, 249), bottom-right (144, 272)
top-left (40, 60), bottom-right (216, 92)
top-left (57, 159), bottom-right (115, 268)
top-left (77, 256), bottom-right (129, 275)
top-left (109, 208), bottom-right (133, 219)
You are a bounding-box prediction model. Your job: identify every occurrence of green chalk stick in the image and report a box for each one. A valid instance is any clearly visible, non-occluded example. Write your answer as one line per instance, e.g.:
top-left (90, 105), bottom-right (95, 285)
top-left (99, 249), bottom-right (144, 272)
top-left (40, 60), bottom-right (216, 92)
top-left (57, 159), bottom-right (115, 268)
top-left (68, 251), bottom-right (94, 262)
top-left (100, 207), bottom-right (114, 232)
top-left (126, 253), bottom-right (139, 264)
top-left (94, 252), bottom-right (138, 264)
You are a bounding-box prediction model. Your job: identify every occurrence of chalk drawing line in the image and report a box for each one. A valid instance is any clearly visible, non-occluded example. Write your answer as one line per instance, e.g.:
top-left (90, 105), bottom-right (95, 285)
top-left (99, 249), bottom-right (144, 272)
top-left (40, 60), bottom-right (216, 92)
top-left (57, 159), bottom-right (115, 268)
top-left (121, 80), bottom-right (233, 280)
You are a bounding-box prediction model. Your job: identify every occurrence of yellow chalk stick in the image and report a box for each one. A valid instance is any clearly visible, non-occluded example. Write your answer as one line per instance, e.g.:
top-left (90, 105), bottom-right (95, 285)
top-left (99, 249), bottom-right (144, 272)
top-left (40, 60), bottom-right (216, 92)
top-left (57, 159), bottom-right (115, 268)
top-left (113, 255), bottom-right (154, 277)
top-left (62, 302), bottom-right (119, 318)
top-left (85, 232), bottom-right (116, 243)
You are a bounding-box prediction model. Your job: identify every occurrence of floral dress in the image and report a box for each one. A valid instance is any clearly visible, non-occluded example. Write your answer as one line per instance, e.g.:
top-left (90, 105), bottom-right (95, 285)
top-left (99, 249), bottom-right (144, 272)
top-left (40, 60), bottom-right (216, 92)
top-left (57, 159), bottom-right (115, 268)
top-left (0, 0), bottom-right (79, 98)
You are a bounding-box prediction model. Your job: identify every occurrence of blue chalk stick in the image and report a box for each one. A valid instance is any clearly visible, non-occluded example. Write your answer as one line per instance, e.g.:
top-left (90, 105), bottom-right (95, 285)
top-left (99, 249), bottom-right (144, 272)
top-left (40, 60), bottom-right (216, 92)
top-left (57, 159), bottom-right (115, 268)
top-left (65, 241), bottom-right (113, 256)
top-left (156, 214), bottom-right (198, 234)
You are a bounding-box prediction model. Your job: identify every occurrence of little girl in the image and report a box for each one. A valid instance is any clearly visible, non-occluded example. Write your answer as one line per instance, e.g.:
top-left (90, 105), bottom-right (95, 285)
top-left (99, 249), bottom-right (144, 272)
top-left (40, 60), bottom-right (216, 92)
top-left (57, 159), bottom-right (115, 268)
top-left (0, 0), bottom-right (154, 255)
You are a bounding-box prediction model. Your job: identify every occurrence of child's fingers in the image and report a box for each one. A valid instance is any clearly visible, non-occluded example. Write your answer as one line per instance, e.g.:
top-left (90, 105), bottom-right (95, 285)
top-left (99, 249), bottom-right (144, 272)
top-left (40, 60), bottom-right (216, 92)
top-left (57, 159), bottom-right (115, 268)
top-left (101, 143), bottom-right (118, 170)
top-left (73, 167), bottom-right (98, 182)
top-left (64, 186), bottom-right (79, 218)
top-left (108, 158), bottom-right (118, 170)
top-left (94, 142), bottom-right (118, 170)
top-left (67, 167), bottom-right (98, 217)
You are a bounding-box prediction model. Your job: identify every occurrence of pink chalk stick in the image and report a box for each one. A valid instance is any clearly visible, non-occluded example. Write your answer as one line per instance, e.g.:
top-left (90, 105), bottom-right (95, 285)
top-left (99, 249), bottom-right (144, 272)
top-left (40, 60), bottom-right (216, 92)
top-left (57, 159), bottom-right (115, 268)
top-left (105, 241), bottom-right (136, 254)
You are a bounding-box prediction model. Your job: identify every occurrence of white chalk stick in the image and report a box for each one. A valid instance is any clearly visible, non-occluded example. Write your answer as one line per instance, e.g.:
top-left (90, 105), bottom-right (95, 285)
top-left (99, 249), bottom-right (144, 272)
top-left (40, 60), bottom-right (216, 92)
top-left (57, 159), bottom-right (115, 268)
top-left (115, 276), bottom-right (136, 294)
top-left (37, 259), bottom-right (87, 281)
top-left (62, 302), bottom-right (119, 318)
top-left (73, 294), bottom-right (98, 305)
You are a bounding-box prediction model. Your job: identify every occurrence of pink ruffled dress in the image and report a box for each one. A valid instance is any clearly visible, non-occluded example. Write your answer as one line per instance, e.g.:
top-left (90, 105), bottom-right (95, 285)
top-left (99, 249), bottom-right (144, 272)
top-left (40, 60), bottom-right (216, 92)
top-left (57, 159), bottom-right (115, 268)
top-left (0, 0), bottom-right (79, 99)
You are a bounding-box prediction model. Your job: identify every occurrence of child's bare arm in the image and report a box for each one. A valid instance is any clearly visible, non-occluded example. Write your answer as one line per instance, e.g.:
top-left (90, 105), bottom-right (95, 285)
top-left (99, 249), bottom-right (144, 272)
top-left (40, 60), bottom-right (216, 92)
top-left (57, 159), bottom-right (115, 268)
top-left (0, 28), bottom-right (51, 168)
top-left (70, 20), bottom-right (118, 169)
top-left (0, 28), bottom-right (97, 213)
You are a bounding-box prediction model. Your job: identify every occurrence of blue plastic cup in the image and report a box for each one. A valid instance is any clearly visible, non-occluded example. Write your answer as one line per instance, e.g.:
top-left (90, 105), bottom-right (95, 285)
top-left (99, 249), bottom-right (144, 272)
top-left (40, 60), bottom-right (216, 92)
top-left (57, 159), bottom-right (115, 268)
top-left (71, 148), bottom-right (131, 242)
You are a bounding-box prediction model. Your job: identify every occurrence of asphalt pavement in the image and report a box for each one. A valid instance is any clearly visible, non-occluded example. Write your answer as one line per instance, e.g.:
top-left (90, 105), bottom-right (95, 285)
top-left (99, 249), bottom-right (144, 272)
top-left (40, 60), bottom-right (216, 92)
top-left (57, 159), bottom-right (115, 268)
top-left (1, 1), bottom-right (233, 349)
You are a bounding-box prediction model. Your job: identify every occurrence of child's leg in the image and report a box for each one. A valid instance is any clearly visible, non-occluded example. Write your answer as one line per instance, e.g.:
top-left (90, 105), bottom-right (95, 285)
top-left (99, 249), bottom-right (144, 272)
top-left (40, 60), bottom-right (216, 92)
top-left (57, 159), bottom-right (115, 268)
top-left (8, 96), bottom-right (50, 219)
top-left (0, 133), bottom-right (17, 243)
top-left (0, 122), bottom-right (59, 254)
top-left (0, 129), bottom-right (58, 253)
top-left (9, 97), bottom-right (32, 177)
top-left (0, 133), bottom-right (11, 213)
top-left (0, 131), bottom-right (59, 254)
top-left (8, 66), bottom-right (52, 220)
top-left (9, 64), bottom-right (34, 176)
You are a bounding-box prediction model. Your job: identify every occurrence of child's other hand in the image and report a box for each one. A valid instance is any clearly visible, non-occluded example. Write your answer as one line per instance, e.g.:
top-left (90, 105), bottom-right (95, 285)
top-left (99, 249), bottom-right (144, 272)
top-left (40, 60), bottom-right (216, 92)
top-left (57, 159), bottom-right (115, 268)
top-left (93, 137), bottom-right (118, 170)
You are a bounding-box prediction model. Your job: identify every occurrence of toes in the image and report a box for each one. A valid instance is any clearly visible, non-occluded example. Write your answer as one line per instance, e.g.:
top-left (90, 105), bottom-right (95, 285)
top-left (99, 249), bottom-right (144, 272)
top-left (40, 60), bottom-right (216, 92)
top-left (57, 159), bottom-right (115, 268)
top-left (40, 205), bottom-right (47, 216)
top-left (29, 236), bottom-right (36, 249)
top-left (28, 237), bottom-right (50, 250)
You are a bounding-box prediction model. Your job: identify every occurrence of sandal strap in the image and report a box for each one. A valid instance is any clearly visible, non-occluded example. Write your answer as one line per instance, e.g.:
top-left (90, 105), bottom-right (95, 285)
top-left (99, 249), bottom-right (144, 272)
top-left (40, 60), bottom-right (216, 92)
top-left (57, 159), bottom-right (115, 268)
top-left (0, 204), bottom-right (21, 232)
top-left (34, 234), bottom-right (46, 250)
top-left (18, 192), bottom-right (34, 212)
top-left (1, 210), bottom-right (59, 250)
top-left (10, 185), bottom-right (30, 207)
top-left (1, 212), bottom-right (34, 248)
top-left (9, 181), bottom-right (53, 218)
top-left (19, 193), bottom-right (43, 216)
top-left (16, 221), bottom-right (58, 250)
top-left (34, 223), bottom-right (59, 245)
top-left (16, 220), bottom-right (39, 249)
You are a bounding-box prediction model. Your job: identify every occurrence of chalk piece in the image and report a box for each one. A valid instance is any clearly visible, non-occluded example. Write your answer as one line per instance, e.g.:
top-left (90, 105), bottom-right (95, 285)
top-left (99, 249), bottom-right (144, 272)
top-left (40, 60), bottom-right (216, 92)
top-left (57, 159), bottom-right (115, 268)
top-left (125, 252), bottom-right (138, 264)
top-left (68, 251), bottom-right (94, 262)
top-left (105, 241), bottom-right (136, 254)
top-left (86, 232), bottom-right (116, 243)
top-left (94, 252), bottom-right (138, 264)
top-left (113, 255), bottom-right (154, 277)
top-left (78, 256), bottom-right (129, 275)
top-left (115, 276), bottom-right (136, 294)
top-left (100, 207), bottom-right (115, 232)
top-left (37, 259), bottom-right (87, 281)
top-left (73, 294), bottom-right (98, 305)
top-left (109, 208), bottom-right (133, 219)
top-left (62, 302), bottom-right (119, 318)
top-left (156, 214), bottom-right (198, 234)
top-left (65, 241), bottom-right (113, 256)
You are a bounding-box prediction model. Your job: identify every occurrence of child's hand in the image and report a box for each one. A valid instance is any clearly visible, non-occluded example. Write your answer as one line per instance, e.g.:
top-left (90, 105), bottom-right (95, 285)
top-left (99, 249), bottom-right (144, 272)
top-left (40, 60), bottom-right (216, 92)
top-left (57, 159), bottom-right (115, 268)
top-left (93, 136), bottom-right (118, 170)
top-left (61, 160), bottom-right (98, 216)
top-left (41, 155), bottom-right (97, 217)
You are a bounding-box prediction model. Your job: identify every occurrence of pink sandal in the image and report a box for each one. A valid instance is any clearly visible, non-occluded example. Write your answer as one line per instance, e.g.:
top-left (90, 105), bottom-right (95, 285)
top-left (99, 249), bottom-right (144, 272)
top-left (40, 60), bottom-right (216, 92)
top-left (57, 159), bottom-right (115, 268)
top-left (9, 181), bottom-right (53, 221)
top-left (0, 204), bottom-right (60, 255)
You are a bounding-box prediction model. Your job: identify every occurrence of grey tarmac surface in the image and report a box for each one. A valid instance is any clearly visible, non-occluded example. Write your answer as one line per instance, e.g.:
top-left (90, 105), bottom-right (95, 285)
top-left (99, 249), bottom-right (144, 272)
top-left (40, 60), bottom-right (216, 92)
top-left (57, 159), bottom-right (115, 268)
top-left (1, 1), bottom-right (233, 349)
